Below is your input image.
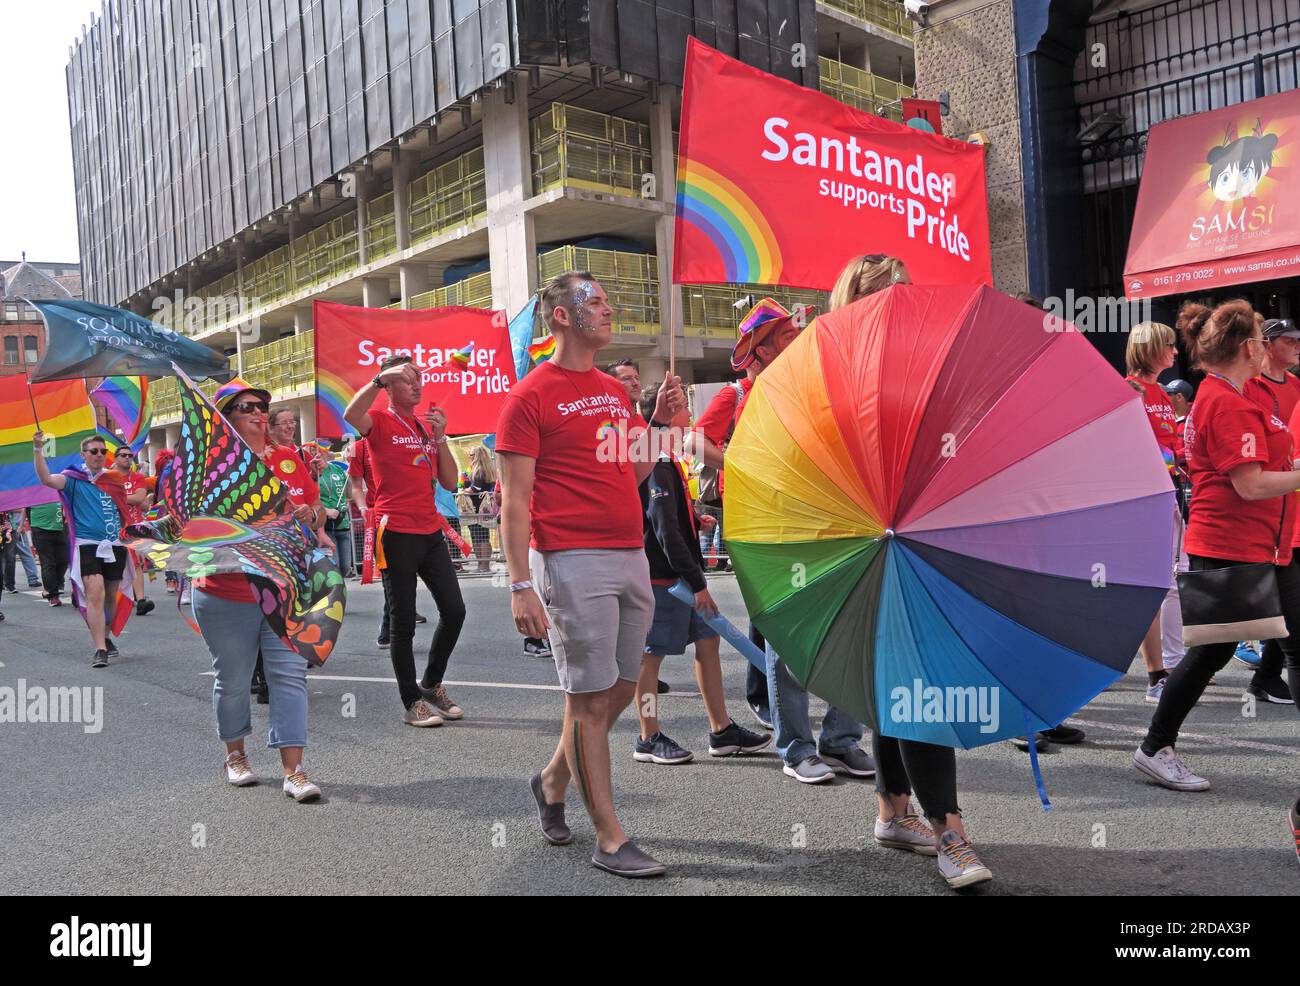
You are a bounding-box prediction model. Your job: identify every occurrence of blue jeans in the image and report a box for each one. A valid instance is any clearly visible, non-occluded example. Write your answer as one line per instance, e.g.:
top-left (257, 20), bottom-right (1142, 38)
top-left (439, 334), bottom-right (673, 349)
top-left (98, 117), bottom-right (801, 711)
top-left (330, 525), bottom-right (354, 577)
top-left (193, 589), bottom-right (309, 748)
top-left (766, 642), bottom-right (863, 765)
top-left (15, 532), bottom-right (39, 585)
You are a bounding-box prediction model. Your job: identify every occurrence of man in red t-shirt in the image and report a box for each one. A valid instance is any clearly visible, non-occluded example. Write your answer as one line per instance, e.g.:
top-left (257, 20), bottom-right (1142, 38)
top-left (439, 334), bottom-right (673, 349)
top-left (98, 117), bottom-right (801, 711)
top-left (498, 270), bottom-right (684, 879)
top-left (111, 446), bottom-right (158, 617)
top-left (688, 299), bottom-right (803, 732)
top-left (344, 356), bottom-right (466, 728)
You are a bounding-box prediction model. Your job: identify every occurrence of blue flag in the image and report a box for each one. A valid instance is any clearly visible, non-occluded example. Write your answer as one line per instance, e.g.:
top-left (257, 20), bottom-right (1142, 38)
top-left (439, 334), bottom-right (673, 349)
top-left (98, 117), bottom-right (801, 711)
top-left (27, 299), bottom-right (233, 384)
top-left (508, 297), bottom-right (539, 383)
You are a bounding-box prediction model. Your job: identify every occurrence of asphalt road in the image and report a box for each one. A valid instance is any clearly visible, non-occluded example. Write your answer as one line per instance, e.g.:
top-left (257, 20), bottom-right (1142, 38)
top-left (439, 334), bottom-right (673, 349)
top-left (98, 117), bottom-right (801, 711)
top-left (0, 572), bottom-right (1296, 896)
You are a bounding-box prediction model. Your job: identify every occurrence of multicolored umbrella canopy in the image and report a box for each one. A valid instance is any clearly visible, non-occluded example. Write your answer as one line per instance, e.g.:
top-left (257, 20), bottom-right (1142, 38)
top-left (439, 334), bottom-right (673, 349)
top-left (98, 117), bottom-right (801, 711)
top-left (725, 284), bottom-right (1175, 748)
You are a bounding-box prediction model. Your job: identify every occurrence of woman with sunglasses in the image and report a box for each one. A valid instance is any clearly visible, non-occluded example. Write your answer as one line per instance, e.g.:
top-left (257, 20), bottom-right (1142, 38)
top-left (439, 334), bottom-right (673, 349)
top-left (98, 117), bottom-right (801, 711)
top-left (191, 378), bottom-right (330, 802)
top-left (1125, 322), bottom-right (1188, 701)
top-left (1136, 301), bottom-right (1300, 809)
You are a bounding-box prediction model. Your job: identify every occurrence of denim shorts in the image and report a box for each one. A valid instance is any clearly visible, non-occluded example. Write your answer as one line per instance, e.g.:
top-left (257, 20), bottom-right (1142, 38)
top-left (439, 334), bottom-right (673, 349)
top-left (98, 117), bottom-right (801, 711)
top-left (644, 583), bottom-right (719, 656)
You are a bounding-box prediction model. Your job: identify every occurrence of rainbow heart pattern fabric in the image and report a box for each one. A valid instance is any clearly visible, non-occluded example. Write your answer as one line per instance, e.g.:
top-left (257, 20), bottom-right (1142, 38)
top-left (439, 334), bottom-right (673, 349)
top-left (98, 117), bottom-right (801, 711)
top-left (123, 367), bottom-right (345, 665)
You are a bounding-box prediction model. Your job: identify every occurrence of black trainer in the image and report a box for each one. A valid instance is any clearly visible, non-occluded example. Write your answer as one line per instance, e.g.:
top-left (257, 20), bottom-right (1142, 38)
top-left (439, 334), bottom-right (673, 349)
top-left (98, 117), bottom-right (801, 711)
top-left (91, 649), bottom-right (109, 669)
top-left (377, 636), bottom-right (390, 649)
top-left (104, 638), bottom-right (119, 657)
top-left (136, 598), bottom-right (156, 616)
top-left (1039, 725), bottom-right (1085, 744)
top-left (414, 612), bottom-right (428, 625)
top-left (633, 732), bottom-right (693, 765)
top-left (708, 720), bottom-right (773, 756)
top-left (657, 679), bottom-right (670, 694)
top-left (1247, 677), bottom-right (1293, 704)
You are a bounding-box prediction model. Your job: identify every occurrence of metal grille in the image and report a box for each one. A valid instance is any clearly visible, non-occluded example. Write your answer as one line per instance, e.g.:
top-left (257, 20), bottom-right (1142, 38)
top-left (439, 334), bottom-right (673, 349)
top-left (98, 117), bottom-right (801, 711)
top-left (1074, 0), bottom-right (1300, 302)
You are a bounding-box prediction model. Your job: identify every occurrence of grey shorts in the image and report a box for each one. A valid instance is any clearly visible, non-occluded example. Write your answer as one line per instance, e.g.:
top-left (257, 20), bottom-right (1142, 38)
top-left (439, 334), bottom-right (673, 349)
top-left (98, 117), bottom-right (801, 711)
top-left (529, 548), bottom-right (655, 694)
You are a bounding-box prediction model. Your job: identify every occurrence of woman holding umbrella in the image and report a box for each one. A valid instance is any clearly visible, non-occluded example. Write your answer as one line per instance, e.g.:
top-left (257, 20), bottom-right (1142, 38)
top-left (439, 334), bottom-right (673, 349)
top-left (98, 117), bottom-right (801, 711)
top-left (827, 253), bottom-right (992, 890)
top-left (192, 378), bottom-right (330, 801)
top-left (1124, 321), bottom-right (1188, 697)
top-left (1136, 301), bottom-right (1300, 802)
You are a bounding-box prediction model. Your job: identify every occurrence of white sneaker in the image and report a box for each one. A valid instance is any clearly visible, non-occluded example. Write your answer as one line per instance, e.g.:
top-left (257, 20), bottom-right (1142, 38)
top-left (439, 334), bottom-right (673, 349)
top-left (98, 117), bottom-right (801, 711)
top-left (403, 700), bottom-right (444, 727)
top-left (1133, 745), bottom-right (1210, 791)
top-left (937, 830), bottom-right (992, 889)
top-left (282, 768), bottom-right (321, 802)
top-left (874, 813), bottom-right (938, 856)
top-left (223, 751), bottom-right (256, 787)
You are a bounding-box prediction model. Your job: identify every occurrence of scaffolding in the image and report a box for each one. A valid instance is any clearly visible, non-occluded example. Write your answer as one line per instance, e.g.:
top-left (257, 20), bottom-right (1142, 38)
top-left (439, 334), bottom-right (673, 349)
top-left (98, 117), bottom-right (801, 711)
top-left (819, 0), bottom-right (913, 39)
top-left (149, 331), bottom-right (314, 422)
top-left (408, 270), bottom-right (494, 310)
top-left (819, 56), bottom-right (914, 120)
top-left (532, 104), bottom-right (654, 198)
top-left (409, 146), bottom-right (487, 245)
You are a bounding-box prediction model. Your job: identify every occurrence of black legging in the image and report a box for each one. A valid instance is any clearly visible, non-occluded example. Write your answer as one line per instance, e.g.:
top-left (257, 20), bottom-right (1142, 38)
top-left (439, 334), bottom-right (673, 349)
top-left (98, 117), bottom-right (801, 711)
top-left (31, 529), bottom-right (68, 598)
top-left (1144, 553), bottom-right (1300, 754)
top-left (382, 529), bottom-right (466, 709)
top-left (872, 734), bottom-right (959, 821)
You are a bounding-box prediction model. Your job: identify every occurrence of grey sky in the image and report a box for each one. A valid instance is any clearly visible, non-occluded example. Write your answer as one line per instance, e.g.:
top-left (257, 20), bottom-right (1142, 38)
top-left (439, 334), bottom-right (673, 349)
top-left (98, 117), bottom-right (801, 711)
top-left (0, 2), bottom-right (99, 263)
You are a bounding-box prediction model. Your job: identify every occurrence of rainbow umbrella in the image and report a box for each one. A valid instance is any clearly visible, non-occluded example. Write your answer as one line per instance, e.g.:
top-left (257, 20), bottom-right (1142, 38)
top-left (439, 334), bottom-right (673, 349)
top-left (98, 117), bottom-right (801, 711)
top-left (724, 284), bottom-right (1175, 750)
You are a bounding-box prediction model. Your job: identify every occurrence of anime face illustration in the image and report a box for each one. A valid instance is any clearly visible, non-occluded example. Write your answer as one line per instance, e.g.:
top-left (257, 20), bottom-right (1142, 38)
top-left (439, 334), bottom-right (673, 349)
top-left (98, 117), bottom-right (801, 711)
top-left (1207, 118), bottom-right (1278, 202)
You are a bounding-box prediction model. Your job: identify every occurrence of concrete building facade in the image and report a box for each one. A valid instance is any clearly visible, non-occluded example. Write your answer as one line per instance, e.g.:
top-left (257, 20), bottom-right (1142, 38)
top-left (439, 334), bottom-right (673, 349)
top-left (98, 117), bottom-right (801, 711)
top-left (66, 1), bottom-right (917, 445)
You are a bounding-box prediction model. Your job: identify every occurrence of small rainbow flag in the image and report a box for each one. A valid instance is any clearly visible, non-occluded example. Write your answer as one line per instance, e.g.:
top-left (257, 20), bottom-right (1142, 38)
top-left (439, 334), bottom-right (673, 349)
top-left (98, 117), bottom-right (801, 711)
top-left (92, 376), bottom-right (151, 453)
top-left (0, 377), bottom-right (98, 511)
top-left (528, 335), bottom-right (556, 365)
top-left (450, 343), bottom-right (474, 368)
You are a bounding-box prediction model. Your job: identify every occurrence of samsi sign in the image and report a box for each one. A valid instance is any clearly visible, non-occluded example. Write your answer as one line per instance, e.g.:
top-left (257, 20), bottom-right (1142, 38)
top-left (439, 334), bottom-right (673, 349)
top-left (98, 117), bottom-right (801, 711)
top-left (673, 38), bottom-right (992, 290)
top-left (314, 301), bottom-right (515, 437)
top-left (1125, 89), bottom-right (1300, 299)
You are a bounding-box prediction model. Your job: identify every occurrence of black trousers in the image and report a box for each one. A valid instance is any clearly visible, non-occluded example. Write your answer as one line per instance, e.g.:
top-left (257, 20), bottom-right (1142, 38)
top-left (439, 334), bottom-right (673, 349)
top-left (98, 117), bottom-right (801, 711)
top-left (746, 626), bottom-right (768, 709)
top-left (31, 529), bottom-right (68, 598)
top-left (872, 734), bottom-right (960, 821)
top-left (1144, 554), bottom-right (1300, 753)
top-left (382, 529), bottom-right (465, 709)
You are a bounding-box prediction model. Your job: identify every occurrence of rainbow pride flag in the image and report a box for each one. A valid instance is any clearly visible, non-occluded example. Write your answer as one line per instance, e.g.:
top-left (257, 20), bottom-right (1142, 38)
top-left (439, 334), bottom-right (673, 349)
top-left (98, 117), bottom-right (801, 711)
top-left (0, 377), bottom-right (98, 511)
top-left (92, 375), bottom-right (151, 453)
top-left (527, 335), bottom-right (556, 365)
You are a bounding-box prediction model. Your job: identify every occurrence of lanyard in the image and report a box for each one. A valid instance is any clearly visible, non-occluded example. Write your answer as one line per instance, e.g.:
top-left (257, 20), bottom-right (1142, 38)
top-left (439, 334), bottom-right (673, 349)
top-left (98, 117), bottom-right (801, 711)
top-left (388, 410), bottom-right (442, 493)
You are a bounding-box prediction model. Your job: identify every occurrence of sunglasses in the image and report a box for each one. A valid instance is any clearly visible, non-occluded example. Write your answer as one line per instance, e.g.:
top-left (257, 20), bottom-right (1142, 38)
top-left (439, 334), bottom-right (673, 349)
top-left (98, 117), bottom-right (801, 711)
top-left (85, 448), bottom-right (107, 456)
top-left (229, 400), bottom-right (270, 414)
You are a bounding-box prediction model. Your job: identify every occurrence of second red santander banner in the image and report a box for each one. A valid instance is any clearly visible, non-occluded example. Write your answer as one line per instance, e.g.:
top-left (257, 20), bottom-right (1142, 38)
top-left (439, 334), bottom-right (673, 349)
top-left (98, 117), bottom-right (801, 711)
top-left (314, 301), bottom-right (515, 438)
top-left (673, 38), bottom-right (992, 290)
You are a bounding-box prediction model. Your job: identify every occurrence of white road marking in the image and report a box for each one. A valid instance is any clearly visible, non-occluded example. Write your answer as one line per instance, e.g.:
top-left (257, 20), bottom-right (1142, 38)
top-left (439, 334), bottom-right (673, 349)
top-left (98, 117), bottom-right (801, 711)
top-left (200, 671), bottom-right (703, 698)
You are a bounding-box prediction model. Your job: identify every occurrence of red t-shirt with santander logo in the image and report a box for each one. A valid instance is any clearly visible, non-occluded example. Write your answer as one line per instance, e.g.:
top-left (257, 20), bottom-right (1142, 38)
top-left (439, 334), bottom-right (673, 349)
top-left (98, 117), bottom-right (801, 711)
top-left (1128, 377), bottom-right (1179, 454)
top-left (495, 361), bottom-right (642, 551)
top-left (366, 408), bottom-right (444, 535)
top-left (198, 443), bottom-right (321, 601)
top-left (1184, 375), bottom-right (1294, 565)
top-left (1249, 374), bottom-right (1300, 547)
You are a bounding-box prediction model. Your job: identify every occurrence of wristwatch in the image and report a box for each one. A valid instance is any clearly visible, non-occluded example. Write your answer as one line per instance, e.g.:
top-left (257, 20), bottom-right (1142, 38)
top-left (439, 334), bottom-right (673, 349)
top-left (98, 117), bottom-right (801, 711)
top-left (371, 374), bottom-right (386, 389)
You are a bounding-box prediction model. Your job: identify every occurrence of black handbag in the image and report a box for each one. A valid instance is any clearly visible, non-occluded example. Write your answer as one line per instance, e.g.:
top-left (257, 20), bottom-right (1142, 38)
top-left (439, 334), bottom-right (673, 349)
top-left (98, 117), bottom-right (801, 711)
top-left (1177, 561), bottom-right (1286, 647)
top-left (1178, 448), bottom-right (1289, 647)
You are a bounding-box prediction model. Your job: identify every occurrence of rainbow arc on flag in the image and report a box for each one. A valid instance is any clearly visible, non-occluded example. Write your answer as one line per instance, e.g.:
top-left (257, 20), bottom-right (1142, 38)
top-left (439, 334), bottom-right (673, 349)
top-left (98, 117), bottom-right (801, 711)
top-left (0, 377), bottom-right (98, 511)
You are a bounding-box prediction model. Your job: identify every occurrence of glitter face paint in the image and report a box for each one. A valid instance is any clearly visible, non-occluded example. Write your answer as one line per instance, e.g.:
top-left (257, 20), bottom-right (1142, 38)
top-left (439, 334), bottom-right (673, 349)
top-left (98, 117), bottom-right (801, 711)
top-left (571, 279), bottom-right (598, 335)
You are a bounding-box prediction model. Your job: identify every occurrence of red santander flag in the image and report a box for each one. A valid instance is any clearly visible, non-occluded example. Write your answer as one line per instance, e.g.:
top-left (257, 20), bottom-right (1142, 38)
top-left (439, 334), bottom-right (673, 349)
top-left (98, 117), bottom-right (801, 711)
top-left (673, 38), bottom-right (991, 290)
top-left (314, 301), bottom-right (515, 438)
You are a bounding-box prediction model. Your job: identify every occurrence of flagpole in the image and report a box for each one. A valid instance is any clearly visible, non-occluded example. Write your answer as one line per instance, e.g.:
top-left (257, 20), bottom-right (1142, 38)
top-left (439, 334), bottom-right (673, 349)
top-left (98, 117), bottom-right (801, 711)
top-left (23, 374), bottom-right (41, 430)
